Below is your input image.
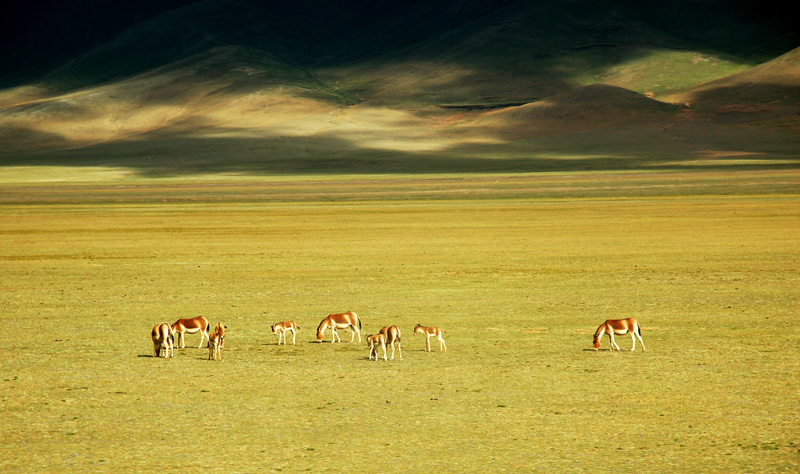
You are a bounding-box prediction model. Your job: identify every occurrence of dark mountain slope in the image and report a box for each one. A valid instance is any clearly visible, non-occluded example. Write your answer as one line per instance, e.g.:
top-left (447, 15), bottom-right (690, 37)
top-left (1, 0), bottom-right (204, 83)
top-left (3, 0), bottom-right (797, 90)
top-left (0, 0), bottom-right (797, 176)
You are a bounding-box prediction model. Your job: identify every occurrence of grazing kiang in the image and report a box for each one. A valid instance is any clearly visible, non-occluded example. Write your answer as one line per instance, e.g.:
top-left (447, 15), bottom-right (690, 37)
top-left (271, 321), bottom-right (298, 345)
top-left (151, 323), bottom-right (174, 358)
top-left (413, 324), bottom-right (447, 352)
top-left (214, 322), bottom-right (226, 348)
top-left (366, 333), bottom-right (387, 361)
top-left (592, 318), bottom-right (646, 351)
top-left (208, 331), bottom-right (222, 360)
top-left (316, 312), bottom-right (362, 343)
top-left (171, 316), bottom-right (210, 349)
top-left (378, 325), bottom-right (402, 360)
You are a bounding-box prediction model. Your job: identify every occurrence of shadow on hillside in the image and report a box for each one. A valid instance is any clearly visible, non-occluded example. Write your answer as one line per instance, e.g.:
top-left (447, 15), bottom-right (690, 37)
top-left (1, 81), bottom-right (798, 177)
top-left (1, 127), bottom-right (797, 178)
top-left (5, 0), bottom-right (797, 91)
top-left (679, 82), bottom-right (800, 115)
top-left (0, 134), bottom-right (796, 178)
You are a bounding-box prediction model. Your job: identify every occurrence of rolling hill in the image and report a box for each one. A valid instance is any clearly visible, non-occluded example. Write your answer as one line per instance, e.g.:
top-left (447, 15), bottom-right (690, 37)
top-left (0, 0), bottom-right (798, 176)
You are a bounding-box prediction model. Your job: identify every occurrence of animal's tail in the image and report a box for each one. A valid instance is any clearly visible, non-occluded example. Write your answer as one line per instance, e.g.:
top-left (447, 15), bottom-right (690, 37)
top-left (636, 324), bottom-right (642, 336)
top-left (357, 314), bottom-right (362, 329)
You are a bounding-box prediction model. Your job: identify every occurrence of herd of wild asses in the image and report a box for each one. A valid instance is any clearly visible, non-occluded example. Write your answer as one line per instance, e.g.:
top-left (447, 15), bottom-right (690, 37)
top-left (151, 311), bottom-right (644, 360)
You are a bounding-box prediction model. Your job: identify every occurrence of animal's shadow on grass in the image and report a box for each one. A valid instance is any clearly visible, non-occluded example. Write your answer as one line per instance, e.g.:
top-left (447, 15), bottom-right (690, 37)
top-left (583, 348), bottom-right (640, 352)
top-left (361, 356), bottom-right (401, 362)
top-left (307, 340), bottom-right (362, 344)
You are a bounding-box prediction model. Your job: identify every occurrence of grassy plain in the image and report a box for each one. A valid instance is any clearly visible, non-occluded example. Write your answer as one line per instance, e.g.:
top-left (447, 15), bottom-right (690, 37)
top-left (0, 169), bottom-right (798, 473)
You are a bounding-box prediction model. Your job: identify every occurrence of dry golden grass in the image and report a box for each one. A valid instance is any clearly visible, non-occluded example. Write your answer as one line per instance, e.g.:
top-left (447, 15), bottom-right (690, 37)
top-left (0, 170), bottom-right (797, 473)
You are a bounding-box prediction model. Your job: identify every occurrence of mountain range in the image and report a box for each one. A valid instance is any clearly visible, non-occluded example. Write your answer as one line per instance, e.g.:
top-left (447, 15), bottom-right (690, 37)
top-left (1, 0), bottom-right (798, 176)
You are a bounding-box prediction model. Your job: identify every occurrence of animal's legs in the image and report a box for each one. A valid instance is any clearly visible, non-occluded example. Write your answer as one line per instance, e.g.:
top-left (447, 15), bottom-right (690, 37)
top-left (609, 333), bottom-right (620, 351)
top-left (291, 329), bottom-right (296, 345)
top-left (635, 331), bottom-right (646, 351)
top-left (439, 336), bottom-right (447, 352)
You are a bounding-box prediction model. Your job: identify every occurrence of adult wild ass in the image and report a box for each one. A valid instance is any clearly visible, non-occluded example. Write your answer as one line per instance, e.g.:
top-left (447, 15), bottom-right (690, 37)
top-left (378, 326), bottom-right (402, 360)
top-left (171, 316), bottom-right (210, 349)
top-left (316, 312), bottom-right (362, 343)
top-left (151, 323), bottom-right (174, 358)
top-left (592, 318), bottom-right (645, 351)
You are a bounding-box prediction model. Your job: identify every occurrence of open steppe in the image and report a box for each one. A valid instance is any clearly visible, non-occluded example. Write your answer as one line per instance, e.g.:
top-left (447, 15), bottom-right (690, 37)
top-left (1, 1), bottom-right (798, 472)
top-left (1, 169), bottom-right (797, 473)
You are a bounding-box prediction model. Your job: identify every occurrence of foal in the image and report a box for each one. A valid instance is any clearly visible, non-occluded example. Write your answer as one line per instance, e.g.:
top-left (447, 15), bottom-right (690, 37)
top-left (271, 321), bottom-right (298, 345)
top-left (214, 322), bottom-right (226, 348)
top-left (413, 324), bottom-right (446, 352)
top-left (208, 331), bottom-right (222, 360)
top-left (366, 333), bottom-right (387, 361)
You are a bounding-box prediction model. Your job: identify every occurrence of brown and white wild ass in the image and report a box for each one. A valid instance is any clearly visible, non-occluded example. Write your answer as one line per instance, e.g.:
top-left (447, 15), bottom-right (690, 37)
top-left (171, 316), bottom-right (210, 349)
top-left (378, 325), bottom-right (402, 360)
top-left (366, 333), bottom-right (387, 361)
top-left (151, 323), bottom-right (174, 358)
top-left (592, 318), bottom-right (645, 351)
top-left (316, 312), bottom-right (361, 343)
top-left (271, 321), bottom-right (298, 345)
top-left (208, 330), bottom-right (222, 360)
top-left (413, 324), bottom-right (446, 352)
top-left (214, 322), bottom-right (226, 348)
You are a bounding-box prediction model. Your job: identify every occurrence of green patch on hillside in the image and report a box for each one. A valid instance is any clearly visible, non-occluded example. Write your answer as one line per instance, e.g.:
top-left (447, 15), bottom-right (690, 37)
top-left (575, 48), bottom-right (753, 97)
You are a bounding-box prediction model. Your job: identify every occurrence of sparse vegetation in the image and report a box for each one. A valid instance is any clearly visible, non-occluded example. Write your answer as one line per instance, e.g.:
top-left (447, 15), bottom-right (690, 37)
top-left (0, 171), bottom-right (797, 473)
top-left (0, 1), bottom-right (797, 472)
